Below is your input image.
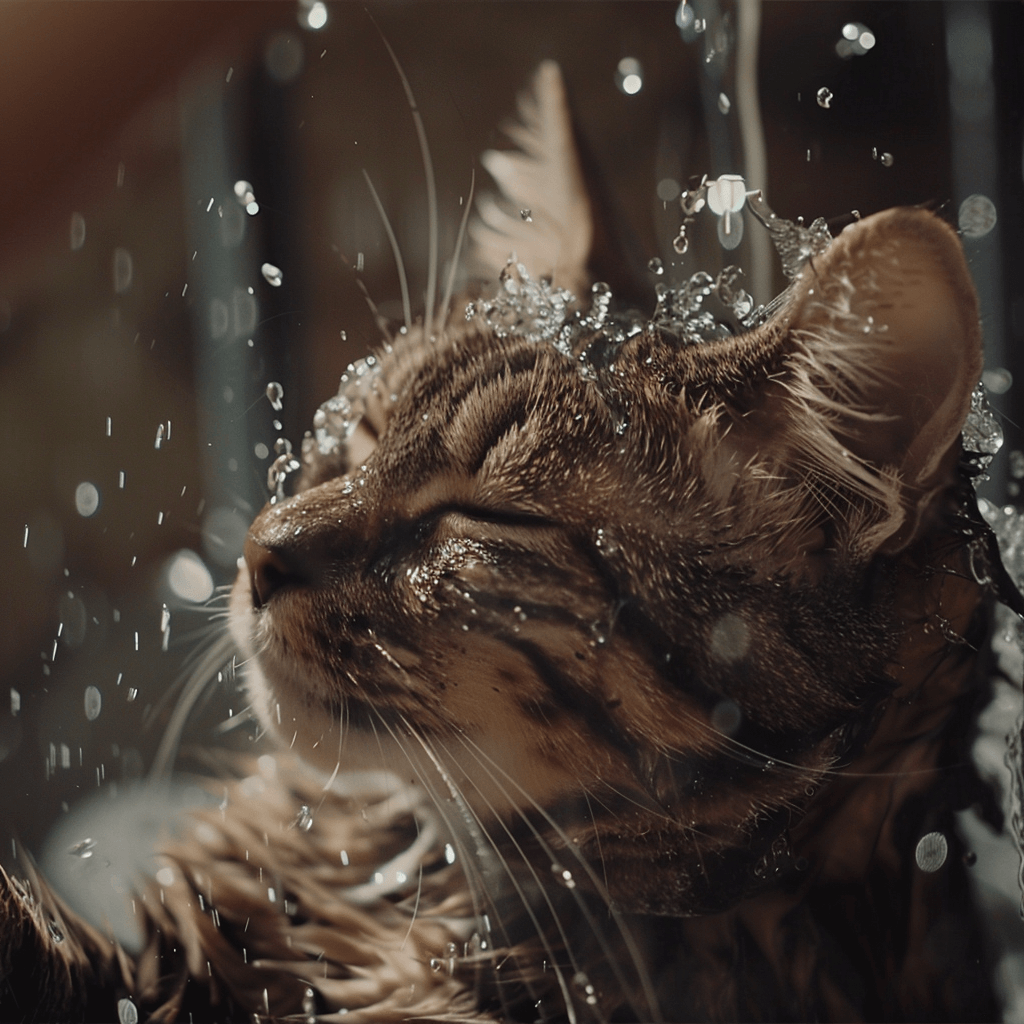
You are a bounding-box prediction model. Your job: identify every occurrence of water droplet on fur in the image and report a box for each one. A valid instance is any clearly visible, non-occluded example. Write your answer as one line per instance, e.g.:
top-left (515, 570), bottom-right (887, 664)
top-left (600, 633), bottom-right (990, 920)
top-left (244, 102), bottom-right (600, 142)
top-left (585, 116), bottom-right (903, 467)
top-left (84, 685), bottom-right (102, 721)
top-left (647, 257), bottom-right (664, 276)
top-left (880, 151), bottom-right (894, 167)
top-left (68, 837), bottom-right (96, 858)
top-left (519, 208), bottom-right (533, 222)
top-left (261, 262), bottom-right (283, 287)
top-left (48, 920), bottom-right (65, 943)
top-left (915, 831), bottom-right (948, 872)
top-left (718, 92), bottom-right (731, 114)
top-left (745, 191), bottom-right (832, 280)
top-left (816, 87), bottom-right (833, 109)
top-left (266, 381), bottom-right (284, 411)
top-left (959, 194), bottom-right (997, 239)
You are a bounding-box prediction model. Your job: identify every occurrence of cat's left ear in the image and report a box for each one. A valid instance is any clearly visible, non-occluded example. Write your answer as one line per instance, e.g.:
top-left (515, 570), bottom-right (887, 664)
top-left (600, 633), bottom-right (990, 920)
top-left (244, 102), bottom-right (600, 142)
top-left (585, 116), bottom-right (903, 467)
top-left (769, 207), bottom-right (982, 553)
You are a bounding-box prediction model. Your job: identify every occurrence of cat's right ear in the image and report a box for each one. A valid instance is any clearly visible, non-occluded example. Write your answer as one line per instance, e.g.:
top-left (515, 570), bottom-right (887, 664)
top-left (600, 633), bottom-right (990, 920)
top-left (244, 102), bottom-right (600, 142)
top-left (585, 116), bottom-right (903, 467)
top-left (469, 61), bottom-right (593, 297)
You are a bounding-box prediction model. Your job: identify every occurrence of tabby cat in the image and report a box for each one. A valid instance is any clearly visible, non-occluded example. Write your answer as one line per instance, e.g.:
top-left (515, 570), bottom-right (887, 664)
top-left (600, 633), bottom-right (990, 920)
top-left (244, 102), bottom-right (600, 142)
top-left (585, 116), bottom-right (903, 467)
top-left (0, 57), bottom-right (1012, 1024)
top-left (225, 61), bottom-right (1011, 1022)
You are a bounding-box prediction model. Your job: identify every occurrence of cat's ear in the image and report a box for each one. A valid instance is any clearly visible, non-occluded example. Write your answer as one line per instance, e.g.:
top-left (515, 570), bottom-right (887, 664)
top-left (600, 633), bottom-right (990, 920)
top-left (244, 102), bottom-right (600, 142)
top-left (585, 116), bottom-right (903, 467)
top-left (773, 207), bottom-right (982, 552)
top-left (469, 61), bottom-right (592, 296)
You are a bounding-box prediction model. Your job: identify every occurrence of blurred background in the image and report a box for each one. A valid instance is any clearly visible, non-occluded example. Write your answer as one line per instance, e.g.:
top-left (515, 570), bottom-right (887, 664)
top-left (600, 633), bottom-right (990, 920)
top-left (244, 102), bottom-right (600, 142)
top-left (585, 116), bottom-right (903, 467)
top-left (1, 0), bottom-right (1023, 990)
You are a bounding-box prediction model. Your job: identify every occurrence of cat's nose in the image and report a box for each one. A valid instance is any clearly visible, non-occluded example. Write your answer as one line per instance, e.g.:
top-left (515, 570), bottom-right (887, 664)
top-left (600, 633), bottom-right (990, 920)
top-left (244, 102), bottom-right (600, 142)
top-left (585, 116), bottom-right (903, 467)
top-left (244, 537), bottom-right (303, 609)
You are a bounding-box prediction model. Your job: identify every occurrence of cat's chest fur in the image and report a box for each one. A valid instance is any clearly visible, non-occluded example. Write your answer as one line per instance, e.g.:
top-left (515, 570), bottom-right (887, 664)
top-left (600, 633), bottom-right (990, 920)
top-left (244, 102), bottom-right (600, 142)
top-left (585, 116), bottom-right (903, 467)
top-left (224, 60), bottom-right (1003, 1022)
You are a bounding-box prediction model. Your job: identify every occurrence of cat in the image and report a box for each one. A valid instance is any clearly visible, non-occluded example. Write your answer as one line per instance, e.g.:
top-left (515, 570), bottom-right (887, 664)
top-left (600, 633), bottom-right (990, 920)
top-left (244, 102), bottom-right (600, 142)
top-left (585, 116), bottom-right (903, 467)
top-left (0, 56), bottom-right (1017, 1024)
top-left (225, 60), bottom-right (1013, 1021)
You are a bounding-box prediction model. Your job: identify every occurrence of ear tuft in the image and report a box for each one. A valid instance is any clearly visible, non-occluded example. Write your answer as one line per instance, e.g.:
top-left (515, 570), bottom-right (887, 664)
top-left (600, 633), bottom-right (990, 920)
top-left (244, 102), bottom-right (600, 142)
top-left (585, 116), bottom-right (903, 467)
top-left (784, 207), bottom-right (982, 550)
top-left (469, 61), bottom-right (592, 296)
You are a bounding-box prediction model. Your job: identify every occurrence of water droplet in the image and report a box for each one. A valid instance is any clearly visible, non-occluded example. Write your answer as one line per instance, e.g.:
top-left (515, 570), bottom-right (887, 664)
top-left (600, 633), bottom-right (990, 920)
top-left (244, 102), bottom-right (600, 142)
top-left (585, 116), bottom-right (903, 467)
top-left (166, 549), bottom-right (215, 604)
top-left (647, 257), bottom-right (664, 276)
top-left (117, 997), bottom-right (139, 1024)
top-left (302, 987), bottom-right (317, 1016)
top-left (69, 213), bottom-right (86, 251)
top-left (711, 699), bottom-right (742, 736)
top-left (113, 247), bottom-right (133, 294)
top-left (292, 805), bottom-right (314, 831)
top-left (964, 850), bottom-right (977, 866)
top-left (551, 862), bottom-right (577, 888)
top-left (68, 837), bottom-right (96, 858)
top-left (672, 225), bottom-right (690, 254)
top-left (958, 194), bottom-right (997, 239)
top-left (816, 87), bottom-right (833, 109)
top-left (880, 152), bottom-right (894, 167)
top-left (915, 831), bottom-right (948, 872)
top-left (963, 384), bottom-right (1004, 474)
top-left (84, 685), bottom-right (102, 721)
top-left (300, 0), bottom-right (328, 30)
top-left (261, 262), bottom-right (284, 287)
top-left (444, 842), bottom-right (456, 864)
top-left (656, 177), bottom-right (680, 202)
top-left (717, 209), bottom-right (744, 250)
top-left (573, 971), bottom-right (599, 1006)
top-left (519, 208), bottom-right (533, 222)
top-left (266, 381), bottom-right (284, 411)
top-left (48, 920), bottom-right (64, 944)
top-left (75, 482), bottom-right (100, 518)
top-left (616, 56), bottom-right (643, 95)
top-left (718, 92), bottom-right (731, 114)
top-left (706, 174), bottom-right (747, 215)
top-left (982, 367), bottom-right (1013, 395)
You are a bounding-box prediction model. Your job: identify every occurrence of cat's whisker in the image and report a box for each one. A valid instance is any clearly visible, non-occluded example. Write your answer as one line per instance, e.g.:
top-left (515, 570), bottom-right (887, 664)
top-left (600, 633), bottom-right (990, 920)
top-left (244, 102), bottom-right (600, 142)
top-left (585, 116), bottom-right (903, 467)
top-left (371, 713), bottom-right (529, 1019)
top-left (396, 714), bottom-right (567, 1018)
top-left (369, 15), bottom-right (437, 335)
top-left (430, 738), bottom-right (600, 1024)
top-left (456, 733), bottom-right (664, 1017)
top-left (362, 169), bottom-right (412, 334)
top-left (450, 732), bottom-right (661, 1023)
top-left (439, 168), bottom-right (476, 340)
top-left (149, 632), bottom-right (237, 781)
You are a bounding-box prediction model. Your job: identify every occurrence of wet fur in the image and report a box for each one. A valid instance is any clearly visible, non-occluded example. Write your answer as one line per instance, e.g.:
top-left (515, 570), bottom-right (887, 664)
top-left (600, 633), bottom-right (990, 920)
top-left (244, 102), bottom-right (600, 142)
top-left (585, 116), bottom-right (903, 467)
top-left (0, 59), bottom-right (1013, 1023)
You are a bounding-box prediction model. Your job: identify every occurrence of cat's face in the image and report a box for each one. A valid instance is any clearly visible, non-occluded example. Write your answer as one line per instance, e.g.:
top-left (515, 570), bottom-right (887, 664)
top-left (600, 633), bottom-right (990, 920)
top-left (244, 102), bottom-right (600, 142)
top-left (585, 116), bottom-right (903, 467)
top-left (230, 204), bottom-right (981, 916)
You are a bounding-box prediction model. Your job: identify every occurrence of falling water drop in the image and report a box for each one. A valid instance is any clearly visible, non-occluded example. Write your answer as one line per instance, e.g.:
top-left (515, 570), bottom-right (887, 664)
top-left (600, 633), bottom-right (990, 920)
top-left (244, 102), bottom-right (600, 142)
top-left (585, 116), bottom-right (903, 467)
top-left (261, 262), bottom-right (283, 287)
top-left (879, 152), bottom-right (894, 167)
top-left (647, 257), bottom-right (665, 276)
top-left (266, 381), bottom-right (284, 411)
top-left (816, 87), bottom-right (833, 109)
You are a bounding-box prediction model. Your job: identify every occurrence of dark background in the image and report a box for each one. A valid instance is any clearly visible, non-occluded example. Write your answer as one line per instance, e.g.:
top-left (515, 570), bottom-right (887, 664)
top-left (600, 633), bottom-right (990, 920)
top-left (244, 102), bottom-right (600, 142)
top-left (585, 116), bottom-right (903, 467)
top-left (0, 0), bottom-right (1021, 937)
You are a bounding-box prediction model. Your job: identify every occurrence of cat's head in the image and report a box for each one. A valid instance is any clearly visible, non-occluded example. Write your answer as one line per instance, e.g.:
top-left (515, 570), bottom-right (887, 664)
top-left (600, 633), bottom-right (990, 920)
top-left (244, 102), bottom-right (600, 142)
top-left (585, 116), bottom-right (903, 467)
top-left (229, 65), bottom-right (982, 917)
